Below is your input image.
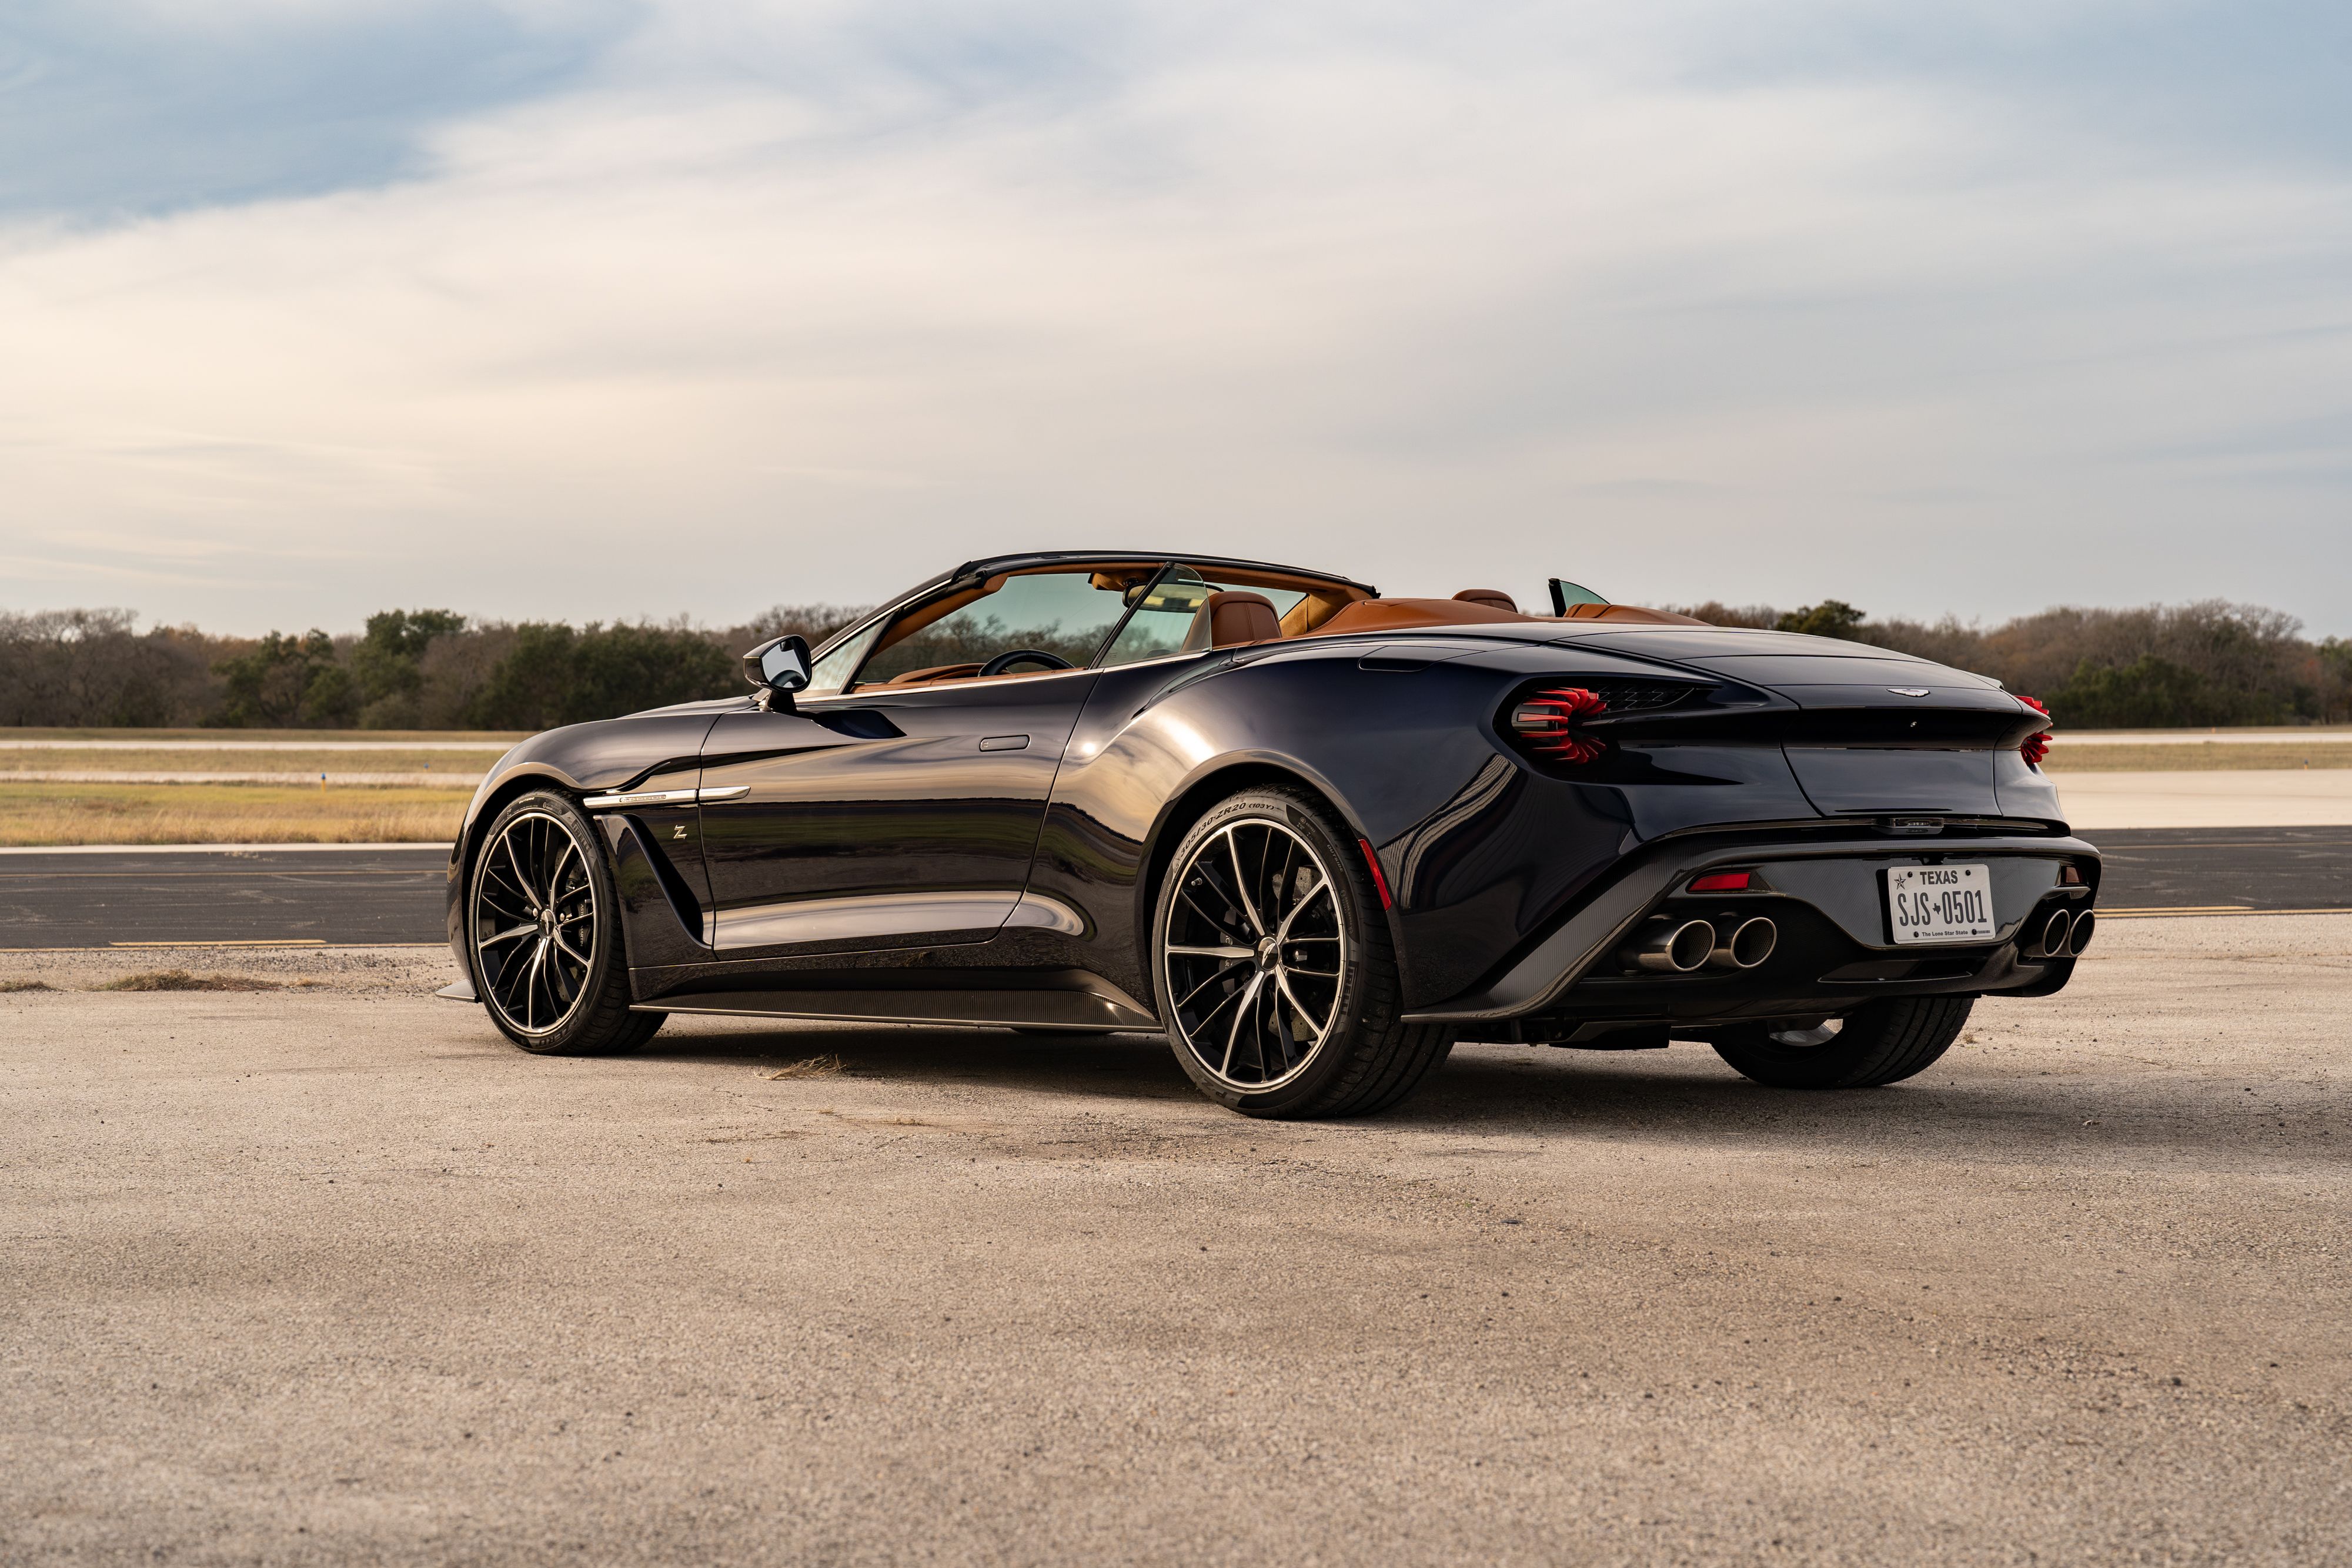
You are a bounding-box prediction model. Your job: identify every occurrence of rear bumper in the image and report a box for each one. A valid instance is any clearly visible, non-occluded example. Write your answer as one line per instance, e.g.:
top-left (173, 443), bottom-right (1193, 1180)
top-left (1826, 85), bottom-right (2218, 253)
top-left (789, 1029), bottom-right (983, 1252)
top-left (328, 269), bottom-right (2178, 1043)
top-left (1402, 831), bottom-right (2099, 1024)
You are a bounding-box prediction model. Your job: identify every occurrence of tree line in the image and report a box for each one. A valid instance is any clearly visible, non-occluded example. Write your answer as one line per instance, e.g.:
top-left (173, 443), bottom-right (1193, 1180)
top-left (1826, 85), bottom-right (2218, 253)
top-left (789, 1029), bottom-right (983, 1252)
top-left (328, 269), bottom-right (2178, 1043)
top-left (1672, 598), bottom-right (2352, 728)
top-left (0, 606), bottom-right (864, 730)
top-left (0, 597), bottom-right (2345, 730)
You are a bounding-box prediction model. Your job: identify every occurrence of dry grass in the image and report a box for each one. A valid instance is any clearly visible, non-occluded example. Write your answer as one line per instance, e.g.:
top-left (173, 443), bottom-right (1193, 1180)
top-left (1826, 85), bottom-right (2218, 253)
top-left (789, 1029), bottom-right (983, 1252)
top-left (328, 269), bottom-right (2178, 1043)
top-left (2042, 743), bottom-right (2352, 772)
top-left (0, 978), bottom-right (55, 993)
top-left (1, 727), bottom-right (523, 745)
top-left (96, 970), bottom-right (284, 992)
top-left (0, 782), bottom-right (471, 845)
top-left (767, 1055), bottom-right (846, 1080)
top-left (0, 748), bottom-right (502, 775)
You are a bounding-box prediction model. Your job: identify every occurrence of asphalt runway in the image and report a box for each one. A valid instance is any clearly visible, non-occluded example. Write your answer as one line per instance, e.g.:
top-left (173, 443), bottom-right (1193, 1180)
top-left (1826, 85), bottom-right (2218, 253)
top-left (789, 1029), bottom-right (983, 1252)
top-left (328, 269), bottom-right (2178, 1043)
top-left (1, 828), bottom-right (2344, 949)
top-left (0, 847), bottom-right (452, 948)
top-left (3, 915), bottom-right (2346, 1564)
top-left (2090, 826), bottom-right (2352, 911)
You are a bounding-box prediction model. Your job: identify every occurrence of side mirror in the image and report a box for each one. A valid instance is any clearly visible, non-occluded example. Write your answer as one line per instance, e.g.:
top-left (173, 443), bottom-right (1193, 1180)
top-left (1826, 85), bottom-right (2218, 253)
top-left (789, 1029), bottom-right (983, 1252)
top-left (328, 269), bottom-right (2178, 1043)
top-left (741, 634), bottom-right (812, 711)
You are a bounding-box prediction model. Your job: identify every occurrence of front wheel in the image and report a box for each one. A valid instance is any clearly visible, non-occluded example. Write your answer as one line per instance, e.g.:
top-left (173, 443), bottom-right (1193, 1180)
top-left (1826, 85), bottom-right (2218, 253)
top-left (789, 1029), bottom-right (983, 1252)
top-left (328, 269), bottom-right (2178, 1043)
top-left (1709, 995), bottom-right (1972, 1089)
top-left (468, 791), bottom-right (663, 1055)
top-left (1153, 788), bottom-right (1450, 1118)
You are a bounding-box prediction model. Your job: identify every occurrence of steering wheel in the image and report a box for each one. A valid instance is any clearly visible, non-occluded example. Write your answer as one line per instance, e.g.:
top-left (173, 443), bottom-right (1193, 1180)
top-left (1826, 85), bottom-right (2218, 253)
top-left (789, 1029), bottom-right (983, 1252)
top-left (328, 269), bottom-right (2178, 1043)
top-left (978, 648), bottom-right (1075, 678)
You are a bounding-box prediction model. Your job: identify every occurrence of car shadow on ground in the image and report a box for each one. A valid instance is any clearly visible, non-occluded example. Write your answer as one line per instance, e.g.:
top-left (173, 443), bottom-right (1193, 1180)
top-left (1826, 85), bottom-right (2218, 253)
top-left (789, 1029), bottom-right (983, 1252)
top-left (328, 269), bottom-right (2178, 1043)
top-left (624, 1019), bottom-right (2306, 1169)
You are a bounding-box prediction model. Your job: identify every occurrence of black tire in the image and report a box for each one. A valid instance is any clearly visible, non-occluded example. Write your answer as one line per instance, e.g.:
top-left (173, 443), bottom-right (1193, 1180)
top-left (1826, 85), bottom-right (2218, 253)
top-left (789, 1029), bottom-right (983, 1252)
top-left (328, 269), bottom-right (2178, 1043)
top-left (467, 791), bottom-right (663, 1056)
top-left (1710, 995), bottom-right (1972, 1089)
top-left (1152, 787), bottom-right (1451, 1118)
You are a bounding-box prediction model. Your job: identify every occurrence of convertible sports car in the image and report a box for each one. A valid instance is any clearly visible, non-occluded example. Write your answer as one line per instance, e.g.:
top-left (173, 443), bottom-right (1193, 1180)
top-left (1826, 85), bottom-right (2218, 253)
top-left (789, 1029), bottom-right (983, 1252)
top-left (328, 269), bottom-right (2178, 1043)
top-left (444, 550), bottom-right (2098, 1118)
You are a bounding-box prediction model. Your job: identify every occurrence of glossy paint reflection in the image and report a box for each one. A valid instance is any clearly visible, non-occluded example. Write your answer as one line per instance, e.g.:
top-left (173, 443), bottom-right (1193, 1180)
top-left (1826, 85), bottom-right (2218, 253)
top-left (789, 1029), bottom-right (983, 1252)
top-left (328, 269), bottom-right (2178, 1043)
top-left (693, 670), bottom-right (1099, 958)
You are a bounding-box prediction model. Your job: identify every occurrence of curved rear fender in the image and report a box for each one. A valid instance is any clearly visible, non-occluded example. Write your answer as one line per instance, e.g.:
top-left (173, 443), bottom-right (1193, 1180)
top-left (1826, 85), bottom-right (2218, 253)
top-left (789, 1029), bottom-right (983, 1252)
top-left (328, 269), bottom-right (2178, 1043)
top-left (1038, 653), bottom-right (1525, 1008)
top-left (1133, 755), bottom-right (1382, 954)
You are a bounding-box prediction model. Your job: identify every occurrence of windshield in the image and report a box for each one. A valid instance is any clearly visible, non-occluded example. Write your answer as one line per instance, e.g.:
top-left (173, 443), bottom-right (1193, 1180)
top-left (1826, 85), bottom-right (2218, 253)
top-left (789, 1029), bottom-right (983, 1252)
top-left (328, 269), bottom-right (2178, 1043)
top-left (853, 566), bottom-right (1157, 688)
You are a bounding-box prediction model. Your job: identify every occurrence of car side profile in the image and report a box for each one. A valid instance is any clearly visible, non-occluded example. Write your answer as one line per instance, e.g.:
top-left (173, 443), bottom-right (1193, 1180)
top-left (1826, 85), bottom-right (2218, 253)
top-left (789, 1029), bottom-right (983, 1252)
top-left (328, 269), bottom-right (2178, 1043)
top-left (444, 551), bottom-right (2098, 1117)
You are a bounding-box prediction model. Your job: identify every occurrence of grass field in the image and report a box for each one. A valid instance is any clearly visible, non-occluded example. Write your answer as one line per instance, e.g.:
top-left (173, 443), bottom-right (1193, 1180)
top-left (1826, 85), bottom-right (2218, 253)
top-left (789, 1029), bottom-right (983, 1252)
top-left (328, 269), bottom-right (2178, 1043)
top-left (2041, 742), bottom-right (2352, 771)
top-left (0, 726), bottom-right (2346, 846)
top-left (0, 782), bottom-right (472, 845)
top-left (8, 743), bottom-right (2344, 778)
top-left (0, 728), bottom-right (523, 745)
top-left (0, 747), bottom-right (501, 776)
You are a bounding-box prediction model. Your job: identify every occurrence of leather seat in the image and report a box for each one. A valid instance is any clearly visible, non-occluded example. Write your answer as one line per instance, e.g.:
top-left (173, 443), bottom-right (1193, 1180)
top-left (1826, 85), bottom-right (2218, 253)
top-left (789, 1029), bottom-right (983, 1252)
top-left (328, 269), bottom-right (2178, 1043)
top-left (1181, 590), bottom-right (1282, 652)
top-left (1453, 589), bottom-right (1516, 612)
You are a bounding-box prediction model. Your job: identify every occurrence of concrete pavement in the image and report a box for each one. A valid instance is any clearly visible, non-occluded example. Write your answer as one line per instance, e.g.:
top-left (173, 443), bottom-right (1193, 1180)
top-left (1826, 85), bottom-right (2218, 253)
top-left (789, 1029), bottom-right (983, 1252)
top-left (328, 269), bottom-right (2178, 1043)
top-left (3, 915), bottom-right (2347, 1564)
top-left (2054, 768), bottom-right (2352, 828)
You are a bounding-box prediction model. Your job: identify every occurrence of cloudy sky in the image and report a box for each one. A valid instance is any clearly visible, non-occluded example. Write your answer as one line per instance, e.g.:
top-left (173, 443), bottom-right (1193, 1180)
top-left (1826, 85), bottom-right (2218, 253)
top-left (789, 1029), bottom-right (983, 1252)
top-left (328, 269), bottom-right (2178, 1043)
top-left (4, 0), bottom-right (2348, 636)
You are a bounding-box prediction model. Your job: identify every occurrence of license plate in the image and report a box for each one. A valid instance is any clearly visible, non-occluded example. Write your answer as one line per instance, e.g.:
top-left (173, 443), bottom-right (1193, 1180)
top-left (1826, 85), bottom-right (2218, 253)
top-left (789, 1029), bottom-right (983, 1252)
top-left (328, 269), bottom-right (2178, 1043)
top-left (1886, 864), bottom-right (1996, 945)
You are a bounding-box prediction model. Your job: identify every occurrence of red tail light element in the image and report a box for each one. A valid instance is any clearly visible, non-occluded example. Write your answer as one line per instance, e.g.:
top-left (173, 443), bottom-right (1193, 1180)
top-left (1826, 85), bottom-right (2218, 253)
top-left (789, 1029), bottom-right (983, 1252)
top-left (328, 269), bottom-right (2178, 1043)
top-left (1688, 871), bottom-right (1753, 892)
top-left (1359, 839), bottom-right (1393, 909)
top-left (1509, 686), bottom-right (1609, 764)
top-left (2016, 694), bottom-right (2053, 768)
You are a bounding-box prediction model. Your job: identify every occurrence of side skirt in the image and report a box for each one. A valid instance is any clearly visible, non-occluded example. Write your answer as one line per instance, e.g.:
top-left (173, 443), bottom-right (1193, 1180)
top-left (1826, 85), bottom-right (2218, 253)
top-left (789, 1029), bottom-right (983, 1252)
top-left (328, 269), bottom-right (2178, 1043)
top-left (630, 969), bottom-right (1157, 1032)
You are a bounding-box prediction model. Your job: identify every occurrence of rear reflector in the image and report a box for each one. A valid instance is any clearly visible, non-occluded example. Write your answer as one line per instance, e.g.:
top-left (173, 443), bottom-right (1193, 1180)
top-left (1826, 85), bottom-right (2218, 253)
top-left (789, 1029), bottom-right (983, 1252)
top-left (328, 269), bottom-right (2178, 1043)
top-left (1359, 838), bottom-right (1393, 909)
top-left (1688, 871), bottom-right (1752, 892)
top-left (2060, 864), bottom-right (2083, 885)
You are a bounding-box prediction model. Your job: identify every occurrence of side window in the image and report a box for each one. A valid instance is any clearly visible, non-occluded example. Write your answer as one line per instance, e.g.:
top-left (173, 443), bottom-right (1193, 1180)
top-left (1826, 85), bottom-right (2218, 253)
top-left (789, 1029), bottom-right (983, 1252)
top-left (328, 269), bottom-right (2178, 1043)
top-left (1100, 569), bottom-right (1211, 666)
top-left (854, 567), bottom-right (1156, 688)
top-left (803, 621), bottom-right (881, 698)
top-left (1098, 569), bottom-right (1315, 666)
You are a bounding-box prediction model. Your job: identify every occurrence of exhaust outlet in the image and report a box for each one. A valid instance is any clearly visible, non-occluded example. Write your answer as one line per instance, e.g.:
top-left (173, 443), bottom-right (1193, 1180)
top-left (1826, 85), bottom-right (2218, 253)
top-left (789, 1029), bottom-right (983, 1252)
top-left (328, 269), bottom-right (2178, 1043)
top-left (2066, 910), bottom-right (2096, 956)
top-left (1706, 916), bottom-right (1778, 970)
top-left (2036, 907), bottom-right (2074, 959)
top-left (1625, 918), bottom-right (1716, 973)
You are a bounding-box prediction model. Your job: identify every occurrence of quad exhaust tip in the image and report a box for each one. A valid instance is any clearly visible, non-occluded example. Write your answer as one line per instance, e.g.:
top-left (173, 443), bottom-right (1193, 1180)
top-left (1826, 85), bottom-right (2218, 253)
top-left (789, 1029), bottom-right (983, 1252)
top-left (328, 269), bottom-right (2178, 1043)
top-left (2037, 907), bottom-right (2074, 958)
top-left (1626, 917), bottom-right (1717, 973)
top-left (1707, 915), bottom-right (1777, 970)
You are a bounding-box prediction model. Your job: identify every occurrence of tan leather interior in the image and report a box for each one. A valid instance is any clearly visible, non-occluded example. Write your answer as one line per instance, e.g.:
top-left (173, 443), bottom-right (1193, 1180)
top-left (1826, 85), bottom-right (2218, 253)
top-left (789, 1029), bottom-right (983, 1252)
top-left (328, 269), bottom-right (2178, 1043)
top-left (1181, 590), bottom-right (1282, 652)
top-left (1452, 589), bottom-right (1517, 611)
top-left (885, 662), bottom-right (984, 686)
top-left (1559, 603), bottom-right (1708, 625)
top-left (1305, 597), bottom-right (1532, 637)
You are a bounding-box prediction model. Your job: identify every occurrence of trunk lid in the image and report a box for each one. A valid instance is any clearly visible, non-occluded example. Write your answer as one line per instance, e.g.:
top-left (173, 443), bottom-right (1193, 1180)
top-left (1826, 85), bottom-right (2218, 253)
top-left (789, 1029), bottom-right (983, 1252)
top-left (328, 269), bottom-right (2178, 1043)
top-left (1566, 629), bottom-right (2040, 818)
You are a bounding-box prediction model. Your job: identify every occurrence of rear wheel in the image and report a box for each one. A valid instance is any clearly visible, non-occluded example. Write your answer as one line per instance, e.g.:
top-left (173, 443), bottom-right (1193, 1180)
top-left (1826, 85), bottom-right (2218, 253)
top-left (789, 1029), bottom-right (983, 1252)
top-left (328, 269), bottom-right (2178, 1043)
top-left (1710, 995), bottom-right (1971, 1089)
top-left (469, 791), bottom-right (662, 1056)
top-left (1154, 788), bottom-right (1449, 1118)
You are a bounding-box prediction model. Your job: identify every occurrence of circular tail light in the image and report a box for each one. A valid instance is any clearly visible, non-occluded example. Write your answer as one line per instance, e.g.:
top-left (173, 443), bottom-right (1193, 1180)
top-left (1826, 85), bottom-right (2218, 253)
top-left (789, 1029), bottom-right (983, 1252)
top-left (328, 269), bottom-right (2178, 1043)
top-left (1509, 686), bottom-right (1609, 764)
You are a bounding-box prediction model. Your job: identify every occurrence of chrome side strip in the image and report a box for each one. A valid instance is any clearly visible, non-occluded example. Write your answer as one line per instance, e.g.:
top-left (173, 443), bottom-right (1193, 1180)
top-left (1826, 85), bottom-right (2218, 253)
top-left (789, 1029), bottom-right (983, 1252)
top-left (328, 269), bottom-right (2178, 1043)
top-left (582, 784), bottom-right (751, 810)
top-left (1004, 890), bottom-right (1089, 937)
top-left (582, 788), bottom-right (697, 810)
top-left (709, 888), bottom-right (1021, 951)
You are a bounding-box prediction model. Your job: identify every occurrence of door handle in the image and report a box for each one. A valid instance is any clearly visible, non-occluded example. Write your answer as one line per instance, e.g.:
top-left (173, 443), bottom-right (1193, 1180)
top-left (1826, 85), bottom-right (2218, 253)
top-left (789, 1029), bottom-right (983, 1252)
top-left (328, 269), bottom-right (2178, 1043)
top-left (978, 734), bottom-right (1030, 751)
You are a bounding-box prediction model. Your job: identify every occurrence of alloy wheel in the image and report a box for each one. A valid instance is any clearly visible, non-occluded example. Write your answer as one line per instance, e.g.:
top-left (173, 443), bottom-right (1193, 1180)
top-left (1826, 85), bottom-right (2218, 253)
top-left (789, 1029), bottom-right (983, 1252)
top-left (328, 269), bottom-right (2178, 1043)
top-left (1161, 817), bottom-right (1350, 1092)
top-left (472, 810), bottom-right (599, 1037)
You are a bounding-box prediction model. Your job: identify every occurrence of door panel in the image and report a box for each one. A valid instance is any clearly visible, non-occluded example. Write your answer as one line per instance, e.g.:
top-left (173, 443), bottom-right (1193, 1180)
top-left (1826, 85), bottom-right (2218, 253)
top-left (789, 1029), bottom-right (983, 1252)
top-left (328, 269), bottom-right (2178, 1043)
top-left (696, 672), bottom-right (1098, 957)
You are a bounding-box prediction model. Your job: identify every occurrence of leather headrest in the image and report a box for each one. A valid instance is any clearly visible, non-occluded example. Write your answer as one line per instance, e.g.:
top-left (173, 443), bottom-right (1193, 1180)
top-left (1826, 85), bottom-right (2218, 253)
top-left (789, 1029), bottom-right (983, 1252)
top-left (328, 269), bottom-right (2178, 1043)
top-left (1181, 590), bottom-right (1282, 653)
top-left (1452, 589), bottom-right (1517, 612)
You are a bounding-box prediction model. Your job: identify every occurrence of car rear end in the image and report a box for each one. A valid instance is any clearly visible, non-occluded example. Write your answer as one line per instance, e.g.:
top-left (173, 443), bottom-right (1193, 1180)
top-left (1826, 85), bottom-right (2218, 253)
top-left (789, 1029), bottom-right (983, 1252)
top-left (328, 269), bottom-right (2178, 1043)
top-left (1388, 628), bottom-right (2094, 1050)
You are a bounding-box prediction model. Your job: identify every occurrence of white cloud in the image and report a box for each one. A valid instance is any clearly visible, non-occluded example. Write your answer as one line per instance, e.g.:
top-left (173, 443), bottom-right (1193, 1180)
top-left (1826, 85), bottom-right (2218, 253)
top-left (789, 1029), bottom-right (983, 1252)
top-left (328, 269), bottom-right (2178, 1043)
top-left (3, 0), bottom-right (2348, 633)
